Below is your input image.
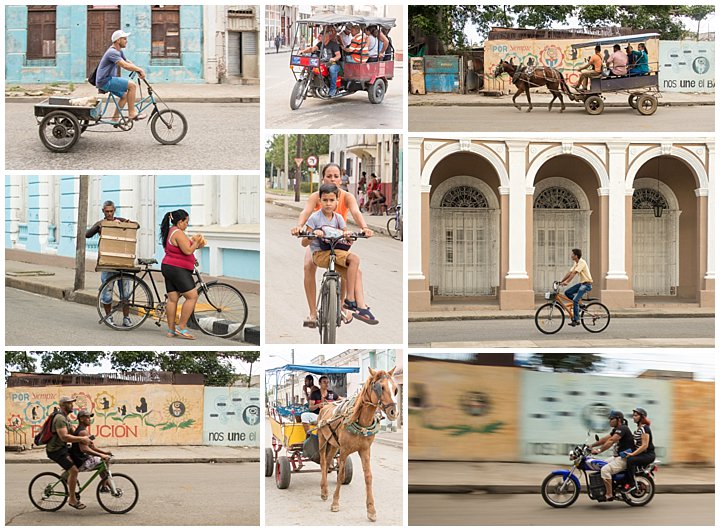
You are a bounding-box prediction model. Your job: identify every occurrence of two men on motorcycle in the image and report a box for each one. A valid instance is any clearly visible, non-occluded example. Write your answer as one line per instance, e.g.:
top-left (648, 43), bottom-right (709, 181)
top-left (590, 410), bottom-right (634, 501)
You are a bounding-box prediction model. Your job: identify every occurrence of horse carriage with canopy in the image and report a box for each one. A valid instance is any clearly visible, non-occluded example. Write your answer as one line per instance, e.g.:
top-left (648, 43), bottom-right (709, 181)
top-left (265, 364), bottom-right (358, 489)
top-left (566, 33), bottom-right (661, 115)
top-left (288, 14), bottom-right (396, 109)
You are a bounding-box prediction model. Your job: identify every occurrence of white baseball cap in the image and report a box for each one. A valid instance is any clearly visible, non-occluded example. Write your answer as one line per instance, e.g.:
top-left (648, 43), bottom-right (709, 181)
top-left (111, 30), bottom-right (131, 42)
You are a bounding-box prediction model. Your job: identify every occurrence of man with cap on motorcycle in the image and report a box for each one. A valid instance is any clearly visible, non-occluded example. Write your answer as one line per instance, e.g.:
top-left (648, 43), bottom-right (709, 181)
top-left (590, 410), bottom-right (634, 501)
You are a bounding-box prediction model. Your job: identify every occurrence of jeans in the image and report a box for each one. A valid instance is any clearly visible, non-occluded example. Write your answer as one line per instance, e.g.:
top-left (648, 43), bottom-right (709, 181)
top-left (564, 282), bottom-right (592, 322)
top-left (327, 63), bottom-right (340, 96)
top-left (626, 453), bottom-right (655, 484)
top-left (100, 271), bottom-right (132, 305)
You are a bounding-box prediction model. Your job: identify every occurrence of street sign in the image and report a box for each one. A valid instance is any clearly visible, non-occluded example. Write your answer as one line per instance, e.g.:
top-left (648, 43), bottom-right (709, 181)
top-left (294, 157), bottom-right (304, 167)
top-left (307, 155), bottom-right (318, 167)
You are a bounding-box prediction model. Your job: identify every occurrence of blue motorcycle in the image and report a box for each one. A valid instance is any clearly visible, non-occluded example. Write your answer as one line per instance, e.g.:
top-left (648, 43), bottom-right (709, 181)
top-left (541, 436), bottom-right (658, 508)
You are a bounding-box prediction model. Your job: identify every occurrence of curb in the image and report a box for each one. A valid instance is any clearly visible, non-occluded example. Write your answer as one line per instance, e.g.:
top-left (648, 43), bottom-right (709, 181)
top-left (374, 436), bottom-right (403, 449)
top-left (5, 457), bottom-right (259, 464)
top-left (409, 312), bottom-right (715, 322)
top-left (6, 276), bottom-right (259, 344)
top-left (6, 96), bottom-right (259, 104)
top-left (408, 100), bottom-right (714, 108)
top-left (409, 484), bottom-right (715, 495)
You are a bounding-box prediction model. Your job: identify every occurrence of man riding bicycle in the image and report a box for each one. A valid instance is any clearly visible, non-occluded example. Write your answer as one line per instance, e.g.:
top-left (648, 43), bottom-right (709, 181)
top-left (96, 30), bottom-right (147, 121)
top-left (559, 248), bottom-right (593, 327)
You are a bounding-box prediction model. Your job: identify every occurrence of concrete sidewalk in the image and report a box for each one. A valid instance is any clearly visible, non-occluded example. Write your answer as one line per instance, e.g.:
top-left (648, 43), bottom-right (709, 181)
top-left (409, 91), bottom-right (715, 107)
top-left (5, 250), bottom-right (260, 345)
top-left (6, 82), bottom-right (259, 104)
top-left (5, 445), bottom-right (258, 464)
top-left (266, 191), bottom-right (398, 237)
top-left (409, 461), bottom-right (715, 495)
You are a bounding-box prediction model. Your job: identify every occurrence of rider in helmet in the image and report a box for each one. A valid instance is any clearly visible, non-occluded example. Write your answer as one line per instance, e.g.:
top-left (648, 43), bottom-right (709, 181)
top-left (622, 407), bottom-right (656, 490)
top-left (590, 410), bottom-right (634, 501)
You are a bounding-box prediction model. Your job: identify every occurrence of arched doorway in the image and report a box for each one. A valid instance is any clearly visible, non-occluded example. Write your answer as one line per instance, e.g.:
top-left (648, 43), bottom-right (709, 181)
top-left (533, 178), bottom-right (591, 291)
top-left (430, 176), bottom-right (499, 296)
top-left (632, 179), bottom-right (680, 296)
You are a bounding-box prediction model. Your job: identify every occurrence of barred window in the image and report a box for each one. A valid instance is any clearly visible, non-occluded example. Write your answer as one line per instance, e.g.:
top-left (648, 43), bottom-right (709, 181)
top-left (27, 6), bottom-right (56, 60)
top-left (152, 6), bottom-right (180, 58)
top-left (441, 186), bottom-right (489, 208)
top-left (632, 188), bottom-right (668, 209)
top-left (534, 187), bottom-right (580, 209)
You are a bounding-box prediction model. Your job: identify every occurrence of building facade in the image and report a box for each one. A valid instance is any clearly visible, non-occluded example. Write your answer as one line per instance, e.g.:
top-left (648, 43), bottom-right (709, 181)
top-left (5, 175), bottom-right (260, 282)
top-left (408, 137), bottom-right (714, 311)
top-left (6, 5), bottom-right (259, 84)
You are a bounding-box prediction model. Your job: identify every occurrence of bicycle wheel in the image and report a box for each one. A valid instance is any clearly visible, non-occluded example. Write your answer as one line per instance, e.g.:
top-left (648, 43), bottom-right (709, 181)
top-left (386, 217), bottom-right (400, 240)
top-left (534, 302), bottom-right (565, 334)
top-left (150, 108), bottom-right (188, 145)
top-left (580, 302), bottom-right (611, 333)
top-left (191, 282), bottom-right (248, 338)
top-left (320, 277), bottom-right (339, 344)
top-left (96, 274), bottom-right (154, 331)
top-left (96, 472), bottom-right (139, 514)
top-left (28, 472), bottom-right (68, 511)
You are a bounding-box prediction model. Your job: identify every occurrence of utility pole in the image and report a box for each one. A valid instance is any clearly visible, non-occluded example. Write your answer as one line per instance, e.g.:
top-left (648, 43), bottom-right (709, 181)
top-left (294, 134), bottom-right (303, 202)
top-left (283, 134), bottom-right (289, 190)
top-left (291, 348), bottom-right (295, 403)
top-left (74, 176), bottom-right (89, 292)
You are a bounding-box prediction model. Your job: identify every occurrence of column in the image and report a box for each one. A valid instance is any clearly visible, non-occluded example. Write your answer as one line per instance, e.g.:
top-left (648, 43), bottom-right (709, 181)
top-left (407, 137), bottom-right (431, 311)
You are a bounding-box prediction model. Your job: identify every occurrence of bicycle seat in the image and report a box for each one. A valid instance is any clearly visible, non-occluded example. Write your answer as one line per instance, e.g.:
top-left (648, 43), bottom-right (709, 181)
top-left (137, 258), bottom-right (158, 265)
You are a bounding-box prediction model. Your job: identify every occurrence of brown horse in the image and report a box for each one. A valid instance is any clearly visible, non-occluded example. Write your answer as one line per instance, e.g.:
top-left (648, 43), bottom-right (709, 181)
top-left (493, 59), bottom-right (571, 112)
top-left (317, 367), bottom-right (398, 521)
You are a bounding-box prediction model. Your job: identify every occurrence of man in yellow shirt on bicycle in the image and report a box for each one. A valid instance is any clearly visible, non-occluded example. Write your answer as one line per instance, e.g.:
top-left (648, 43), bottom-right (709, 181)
top-left (559, 248), bottom-right (593, 327)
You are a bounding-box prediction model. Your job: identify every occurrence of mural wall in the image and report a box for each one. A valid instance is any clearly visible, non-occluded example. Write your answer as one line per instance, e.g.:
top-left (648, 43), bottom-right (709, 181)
top-left (203, 387), bottom-right (260, 447)
top-left (408, 360), bottom-right (713, 464)
top-left (409, 361), bottom-right (520, 461)
top-left (6, 385), bottom-right (204, 446)
top-left (659, 40), bottom-right (715, 93)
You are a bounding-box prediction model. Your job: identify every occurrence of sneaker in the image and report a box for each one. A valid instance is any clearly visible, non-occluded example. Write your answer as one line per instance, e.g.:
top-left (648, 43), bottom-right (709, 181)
top-left (568, 321), bottom-right (580, 327)
top-left (354, 307), bottom-right (379, 325)
top-left (122, 317), bottom-right (132, 327)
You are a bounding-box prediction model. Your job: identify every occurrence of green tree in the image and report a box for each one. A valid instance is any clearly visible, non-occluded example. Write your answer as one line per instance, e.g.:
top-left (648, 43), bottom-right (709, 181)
top-left (5, 352), bottom-right (38, 378)
top-left (512, 5), bottom-right (577, 29)
top-left (527, 353), bottom-right (604, 373)
top-left (265, 134), bottom-right (330, 173)
top-left (39, 351), bottom-right (106, 374)
top-left (158, 353), bottom-right (240, 387)
top-left (680, 5), bottom-right (715, 40)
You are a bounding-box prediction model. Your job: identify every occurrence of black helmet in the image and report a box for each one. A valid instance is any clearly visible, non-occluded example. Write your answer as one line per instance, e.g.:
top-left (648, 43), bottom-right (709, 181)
top-left (607, 409), bottom-right (624, 420)
top-left (633, 407), bottom-right (648, 417)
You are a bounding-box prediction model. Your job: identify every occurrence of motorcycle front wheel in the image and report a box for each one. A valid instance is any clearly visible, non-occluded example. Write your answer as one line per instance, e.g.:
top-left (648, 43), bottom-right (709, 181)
top-left (290, 78), bottom-right (310, 110)
top-left (622, 474), bottom-right (655, 507)
top-left (541, 473), bottom-right (580, 508)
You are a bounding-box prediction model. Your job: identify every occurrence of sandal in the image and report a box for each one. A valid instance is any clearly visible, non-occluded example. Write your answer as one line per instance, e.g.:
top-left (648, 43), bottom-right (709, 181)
top-left (303, 316), bottom-right (318, 329)
top-left (175, 328), bottom-right (196, 340)
top-left (353, 307), bottom-right (379, 325)
top-left (343, 299), bottom-right (358, 311)
top-left (131, 113), bottom-right (147, 121)
top-left (69, 501), bottom-right (87, 510)
top-left (341, 309), bottom-right (353, 325)
top-left (166, 328), bottom-right (177, 338)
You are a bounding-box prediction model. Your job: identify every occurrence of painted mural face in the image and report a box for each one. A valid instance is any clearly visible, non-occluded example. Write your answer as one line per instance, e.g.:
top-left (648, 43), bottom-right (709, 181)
top-left (243, 405), bottom-right (260, 425)
top-left (170, 401), bottom-right (186, 417)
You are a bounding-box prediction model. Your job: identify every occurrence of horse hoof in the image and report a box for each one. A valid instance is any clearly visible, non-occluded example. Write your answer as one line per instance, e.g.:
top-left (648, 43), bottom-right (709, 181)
top-left (331, 504), bottom-right (340, 512)
top-left (526, 108), bottom-right (532, 113)
top-left (367, 513), bottom-right (377, 522)
top-left (321, 494), bottom-right (328, 501)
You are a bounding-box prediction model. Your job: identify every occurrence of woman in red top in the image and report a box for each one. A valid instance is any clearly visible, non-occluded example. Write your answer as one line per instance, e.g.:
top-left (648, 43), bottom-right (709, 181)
top-left (160, 209), bottom-right (206, 339)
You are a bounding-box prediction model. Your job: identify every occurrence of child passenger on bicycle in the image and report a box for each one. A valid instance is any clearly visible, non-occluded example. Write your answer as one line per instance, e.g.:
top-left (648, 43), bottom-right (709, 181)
top-left (301, 183), bottom-right (378, 325)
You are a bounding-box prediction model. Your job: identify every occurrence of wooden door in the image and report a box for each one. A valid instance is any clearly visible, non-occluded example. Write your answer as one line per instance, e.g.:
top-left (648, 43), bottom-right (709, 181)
top-left (86, 7), bottom-right (120, 78)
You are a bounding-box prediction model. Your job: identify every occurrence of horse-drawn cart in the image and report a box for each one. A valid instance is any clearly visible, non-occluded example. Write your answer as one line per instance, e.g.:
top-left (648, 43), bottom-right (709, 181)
top-left (265, 364), bottom-right (358, 489)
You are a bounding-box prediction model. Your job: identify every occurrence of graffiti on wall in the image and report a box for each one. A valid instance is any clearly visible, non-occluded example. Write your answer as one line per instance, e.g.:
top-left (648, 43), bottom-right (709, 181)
top-left (486, 38), bottom-right (660, 89)
top-left (203, 387), bottom-right (260, 447)
top-left (408, 361), bottom-right (519, 461)
top-left (659, 41), bottom-right (715, 93)
top-left (6, 385), bottom-right (203, 446)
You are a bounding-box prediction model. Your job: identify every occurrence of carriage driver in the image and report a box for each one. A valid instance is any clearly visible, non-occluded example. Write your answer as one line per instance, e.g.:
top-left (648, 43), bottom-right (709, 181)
top-left (573, 45), bottom-right (603, 91)
top-left (96, 30), bottom-right (147, 121)
top-left (300, 376), bottom-right (342, 435)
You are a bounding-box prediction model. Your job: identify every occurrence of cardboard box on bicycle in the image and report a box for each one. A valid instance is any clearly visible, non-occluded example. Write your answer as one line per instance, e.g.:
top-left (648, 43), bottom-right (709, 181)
top-left (95, 220), bottom-right (139, 270)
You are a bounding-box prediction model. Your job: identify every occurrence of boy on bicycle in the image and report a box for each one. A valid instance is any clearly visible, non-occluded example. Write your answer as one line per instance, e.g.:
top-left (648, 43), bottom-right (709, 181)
top-left (301, 183), bottom-right (378, 325)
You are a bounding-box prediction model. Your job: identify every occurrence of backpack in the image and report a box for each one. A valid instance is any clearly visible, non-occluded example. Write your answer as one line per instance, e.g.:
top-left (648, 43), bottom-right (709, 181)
top-left (88, 64), bottom-right (98, 87)
top-left (34, 411), bottom-right (60, 447)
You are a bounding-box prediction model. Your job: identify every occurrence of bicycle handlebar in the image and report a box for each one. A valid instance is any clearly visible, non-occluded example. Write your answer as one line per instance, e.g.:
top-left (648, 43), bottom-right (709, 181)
top-left (295, 231), bottom-right (367, 241)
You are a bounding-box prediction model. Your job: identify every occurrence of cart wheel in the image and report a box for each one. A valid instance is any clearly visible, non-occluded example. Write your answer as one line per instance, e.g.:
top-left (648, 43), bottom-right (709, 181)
top-left (265, 448), bottom-right (275, 477)
top-left (276, 456), bottom-right (292, 489)
top-left (368, 78), bottom-right (386, 104)
top-left (628, 94), bottom-right (639, 109)
top-left (39, 110), bottom-right (81, 152)
top-left (584, 95), bottom-right (604, 115)
top-left (636, 95), bottom-right (658, 116)
top-left (79, 119), bottom-right (89, 134)
top-left (340, 456), bottom-right (353, 485)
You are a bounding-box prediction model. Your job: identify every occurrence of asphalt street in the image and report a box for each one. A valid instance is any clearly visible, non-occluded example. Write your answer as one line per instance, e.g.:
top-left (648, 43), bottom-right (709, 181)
top-left (5, 287), bottom-right (256, 347)
top-left (264, 51), bottom-right (403, 129)
top-left (6, 102), bottom-right (259, 170)
top-left (6, 462), bottom-right (259, 526)
top-left (408, 493), bottom-right (714, 525)
top-left (408, 104), bottom-right (714, 132)
top-left (265, 202), bottom-right (403, 344)
top-left (409, 317), bottom-right (715, 348)
top-left (265, 423), bottom-right (403, 525)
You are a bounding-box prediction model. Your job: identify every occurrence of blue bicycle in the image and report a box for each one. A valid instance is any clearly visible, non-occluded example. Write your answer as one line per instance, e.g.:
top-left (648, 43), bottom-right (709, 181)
top-left (34, 75), bottom-right (187, 152)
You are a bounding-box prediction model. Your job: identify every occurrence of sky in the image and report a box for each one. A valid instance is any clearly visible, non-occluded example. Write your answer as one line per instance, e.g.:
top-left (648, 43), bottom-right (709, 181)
top-left (465, 10), bottom-right (716, 46)
top-left (264, 346), bottom-right (354, 370)
top-left (411, 352), bottom-right (715, 381)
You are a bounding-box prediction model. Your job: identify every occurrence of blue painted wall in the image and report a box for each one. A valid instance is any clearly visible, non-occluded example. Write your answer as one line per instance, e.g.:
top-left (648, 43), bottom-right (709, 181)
top-left (154, 175), bottom-right (193, 262)
top-left (5, 177), bottom-right (11, 248)
top-left (223, 249), bottom-right (260, 281)
top-left (58, 176), bottom-right (78, 257)
top-left (6, 5), bottom-right (203, 83)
